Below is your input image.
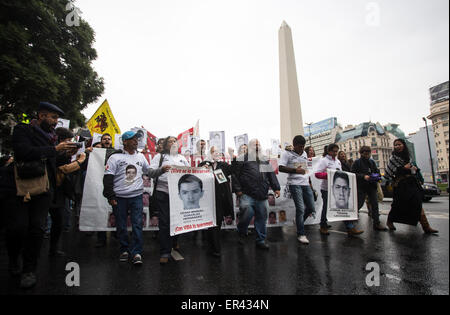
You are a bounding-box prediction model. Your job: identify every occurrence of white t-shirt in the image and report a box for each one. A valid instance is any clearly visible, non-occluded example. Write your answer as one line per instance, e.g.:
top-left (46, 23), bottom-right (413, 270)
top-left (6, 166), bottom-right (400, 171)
top-left (150, 153), bottom-right (190, 194)
top-left (105, 151), bottom-right (151, 198)
top-left (279, 150), bottom-right (310, 186)
top-left (315, 155), bottom-right (342, 191)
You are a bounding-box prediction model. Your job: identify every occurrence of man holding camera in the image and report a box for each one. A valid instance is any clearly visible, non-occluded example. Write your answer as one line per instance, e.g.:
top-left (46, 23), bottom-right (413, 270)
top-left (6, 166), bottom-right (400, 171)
top-left (351, 146), bottom-right (388, 231)
top-left (5, 102), bottom-right (75, 288)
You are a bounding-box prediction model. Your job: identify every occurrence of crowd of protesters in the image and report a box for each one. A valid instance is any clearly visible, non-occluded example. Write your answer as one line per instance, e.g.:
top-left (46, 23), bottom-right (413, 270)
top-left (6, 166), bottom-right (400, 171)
top-left (0, 101), bottom-right (439, 289)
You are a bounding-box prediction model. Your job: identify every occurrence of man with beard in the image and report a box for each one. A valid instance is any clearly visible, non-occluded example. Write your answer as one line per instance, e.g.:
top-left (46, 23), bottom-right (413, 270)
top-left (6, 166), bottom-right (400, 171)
top-left (5, 102), bottom-right (74, 288)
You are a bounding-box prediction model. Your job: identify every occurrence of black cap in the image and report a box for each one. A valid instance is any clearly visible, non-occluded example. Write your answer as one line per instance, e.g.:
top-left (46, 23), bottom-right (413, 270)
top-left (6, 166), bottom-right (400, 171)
top-left (38, 102), bottom-right (65, 116)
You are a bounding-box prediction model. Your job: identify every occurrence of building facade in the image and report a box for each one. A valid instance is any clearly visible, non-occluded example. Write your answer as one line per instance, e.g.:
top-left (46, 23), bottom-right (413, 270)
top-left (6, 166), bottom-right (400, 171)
top-left (303, 117), bottom-right (340, 157)
top-left (407, 126), bottom-right (439, 183)
top-left (427, 81), bottom-right (449, 182)
top-left (336, 122), bottom-right (393, 174)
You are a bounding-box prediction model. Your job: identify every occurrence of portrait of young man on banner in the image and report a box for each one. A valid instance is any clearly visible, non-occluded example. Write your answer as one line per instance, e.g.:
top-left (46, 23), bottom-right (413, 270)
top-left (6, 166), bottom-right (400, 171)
top-left (168, 167), bottom-right (216, 236)
top-left (327, 169), bottom-right (358, 222)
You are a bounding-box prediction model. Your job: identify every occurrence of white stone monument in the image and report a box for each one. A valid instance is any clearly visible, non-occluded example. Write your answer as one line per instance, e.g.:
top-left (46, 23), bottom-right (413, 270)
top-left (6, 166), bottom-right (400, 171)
top-left (279, 21), bottom-right (304, 145)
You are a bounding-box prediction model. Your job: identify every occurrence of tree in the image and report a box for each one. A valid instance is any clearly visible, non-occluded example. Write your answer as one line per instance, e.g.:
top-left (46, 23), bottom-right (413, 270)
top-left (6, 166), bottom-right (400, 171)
top-left (0, 0), bottom-right (104, 152)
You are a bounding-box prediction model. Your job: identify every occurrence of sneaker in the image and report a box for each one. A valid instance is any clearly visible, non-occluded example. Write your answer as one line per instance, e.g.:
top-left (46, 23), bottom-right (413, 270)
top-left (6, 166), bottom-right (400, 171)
top-left (20, 272), bottom-right (37, 289)
top-left (297, 235), bottom-right (310, 244)
top-left (132, 254), bottom-right (143, 265)
top-left (256, 242), bottom-right (270, 250)
top-left (347, 227), bottom-right (364, 236)
top-left (119, 252), bottom-right (129, 262)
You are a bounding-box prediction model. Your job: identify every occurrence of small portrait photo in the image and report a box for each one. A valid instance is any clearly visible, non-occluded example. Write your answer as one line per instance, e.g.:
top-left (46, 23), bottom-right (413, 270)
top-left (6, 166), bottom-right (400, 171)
top-left (278, 210), bottom-right (287, 223)
top-left (108, 212), bottom-right (116, 228)
top-left (143, 192), bottom-right (150, 207)
top-left (268, 211), bottom-right (277, 224)
top-left (214, 169), bottom-right (227, 184)
top-left (268, 193), bottom-right (275, 206)
top-left (224, 215), bottom-right (233, 226)
top-left (331, 171), bottom-right (352, 210)
top-left (125, 164), bottom-right (137, 185)
top-left (142, 174), bottom-right (151, 187)
top-left (178, 174), bottom-right (204, 210)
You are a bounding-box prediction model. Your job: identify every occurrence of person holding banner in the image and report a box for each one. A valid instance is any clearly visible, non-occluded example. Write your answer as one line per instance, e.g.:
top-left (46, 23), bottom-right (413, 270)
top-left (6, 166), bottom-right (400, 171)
top-left (232, 139), bottom-right (281, 250)
top-left (150, 136), bottom-right (190, 264)
top-left (315, 144), bottom-right (364, 236)
top-left (279, 135), bottom-right (315, 245)
top-left (103, 131), bottom-right (170, 266)
top-left (199, 146), bottom-right (235, 257)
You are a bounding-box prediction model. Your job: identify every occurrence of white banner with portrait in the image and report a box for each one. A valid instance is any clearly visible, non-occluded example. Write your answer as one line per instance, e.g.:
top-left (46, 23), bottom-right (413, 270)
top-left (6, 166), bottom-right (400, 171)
top-left (326, 169), bottom-right (358, 222)
top-left (168, 167), bottom-right (217, 236)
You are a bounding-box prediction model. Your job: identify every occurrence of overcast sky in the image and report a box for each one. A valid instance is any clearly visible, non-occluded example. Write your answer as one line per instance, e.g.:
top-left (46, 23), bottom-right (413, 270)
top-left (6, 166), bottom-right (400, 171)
top-left (77, 0), bottom-right (449, 148)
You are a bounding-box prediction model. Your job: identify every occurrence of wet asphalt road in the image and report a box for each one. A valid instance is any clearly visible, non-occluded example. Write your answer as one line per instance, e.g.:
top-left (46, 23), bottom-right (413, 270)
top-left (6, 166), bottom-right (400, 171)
top-left (0, 196), bottom-right (448, 295)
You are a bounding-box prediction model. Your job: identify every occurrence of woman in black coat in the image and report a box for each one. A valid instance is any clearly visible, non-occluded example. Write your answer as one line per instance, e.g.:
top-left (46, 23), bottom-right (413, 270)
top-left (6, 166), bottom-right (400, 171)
top-left (385, 139), bottom-right (438, 234)
top-left (199, 146), bottom-right (235, 257)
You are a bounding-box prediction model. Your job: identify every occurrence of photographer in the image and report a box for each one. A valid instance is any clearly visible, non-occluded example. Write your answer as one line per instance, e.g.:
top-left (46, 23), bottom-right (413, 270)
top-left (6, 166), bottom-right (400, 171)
top-left (351, 146), bottom-right (387, 231)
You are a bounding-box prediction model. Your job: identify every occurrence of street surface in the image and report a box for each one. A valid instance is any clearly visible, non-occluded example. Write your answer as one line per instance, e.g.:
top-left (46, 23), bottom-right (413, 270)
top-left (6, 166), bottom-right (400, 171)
top-left (0, 196), bottom-right (448, 295)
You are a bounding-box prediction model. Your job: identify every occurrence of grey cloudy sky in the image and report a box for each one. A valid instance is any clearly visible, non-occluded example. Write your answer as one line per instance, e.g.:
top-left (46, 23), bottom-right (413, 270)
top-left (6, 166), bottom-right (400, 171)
top-left (77, 0), bottom-right (449, 148)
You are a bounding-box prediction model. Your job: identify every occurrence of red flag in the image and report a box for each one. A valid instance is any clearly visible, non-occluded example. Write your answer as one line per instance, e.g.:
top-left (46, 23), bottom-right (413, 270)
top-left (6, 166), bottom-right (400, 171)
top-left (177, 127), bottom-right (194, 154)
top-left (141, 126), bottom-right (158, 162)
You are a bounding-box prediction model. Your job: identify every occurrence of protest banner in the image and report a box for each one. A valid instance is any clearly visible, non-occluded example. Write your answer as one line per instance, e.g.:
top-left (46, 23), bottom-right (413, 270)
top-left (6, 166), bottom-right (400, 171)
top-left (86, 99), bottom-right (121, 146)
top-left (234, 134), bottom-right (248, 152)
top-left (79, 155), bottom-right (326, 231)
top-left (131, 127), bottom-right (147, 150)
top-left (177, 127), bottom-right (194, 154)
top-left (168, 166), bottom-right (216, 236)
top-left (57, 118), bottom-right (70, 129)
top-left (327, 169), bottom-right (358, 222)
top-left (79, 148), bottom-right (111, 231)
top-left (210, 131), bottom-right (225, 153)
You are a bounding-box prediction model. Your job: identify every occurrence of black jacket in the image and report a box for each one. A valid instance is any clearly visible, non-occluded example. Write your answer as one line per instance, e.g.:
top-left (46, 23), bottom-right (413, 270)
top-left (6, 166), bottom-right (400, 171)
top-left (232, 154), bottom-right (280, 201)
top-left (10, 123), bottom-right (60, 197)
top-left (351, 157), bottom-right (380, 190)
top-left (199, 160), bottom-right (235, 220)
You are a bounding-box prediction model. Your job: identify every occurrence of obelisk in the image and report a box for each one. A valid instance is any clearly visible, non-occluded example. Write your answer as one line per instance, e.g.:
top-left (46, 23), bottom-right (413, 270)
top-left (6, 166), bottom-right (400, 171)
top-left (279, 21), bottom-right (304, 146)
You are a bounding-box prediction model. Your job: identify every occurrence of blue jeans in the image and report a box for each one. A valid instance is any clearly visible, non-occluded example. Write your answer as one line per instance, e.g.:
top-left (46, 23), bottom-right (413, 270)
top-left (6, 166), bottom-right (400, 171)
top-left (114, 195), bottom-right (143, 257)
top-left (290, 185), bottom-right (315, 236)
top-left (237, 194), bottom-right (269, 244)
top-left (320, 190), bottom-right (354, 229)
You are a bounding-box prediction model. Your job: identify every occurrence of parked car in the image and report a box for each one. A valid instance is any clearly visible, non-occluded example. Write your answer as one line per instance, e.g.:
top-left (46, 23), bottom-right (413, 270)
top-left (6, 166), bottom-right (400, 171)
top-left (380, 178), bottom-right (440, 201)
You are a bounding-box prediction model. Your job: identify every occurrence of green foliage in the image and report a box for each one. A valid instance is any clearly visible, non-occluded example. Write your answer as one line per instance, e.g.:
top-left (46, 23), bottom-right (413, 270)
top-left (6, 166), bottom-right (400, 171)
top-left (0, 0), bottom-right (104, 148)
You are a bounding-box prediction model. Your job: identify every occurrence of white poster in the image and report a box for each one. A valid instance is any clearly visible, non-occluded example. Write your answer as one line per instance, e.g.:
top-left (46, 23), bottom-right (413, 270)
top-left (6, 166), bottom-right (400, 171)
top-left (79, 148), bottom-right (111, 231)
top-left (131, 127), bottom-right (147, 150)
top-left (57, 118), bottom-right (70, 129)
top-left (209, 131), bottom-right (225, 154)
top-left (270, 139), bottom-right (280, 156)
top-left (168, 166), bottom-right (216, 236)
top-left (92, 133), bottom-right (103, 146)
top-left (234, 134), bottom-right (248, 152)
top-left (114, 133), bottom-right (123, 150)
top-left (327, 169), bottom-right (358, 222)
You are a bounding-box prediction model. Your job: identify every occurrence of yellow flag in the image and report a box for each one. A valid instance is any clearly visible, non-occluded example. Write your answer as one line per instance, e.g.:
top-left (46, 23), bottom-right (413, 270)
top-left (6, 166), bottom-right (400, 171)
top-left (86, 99), bottom-right (121, 146)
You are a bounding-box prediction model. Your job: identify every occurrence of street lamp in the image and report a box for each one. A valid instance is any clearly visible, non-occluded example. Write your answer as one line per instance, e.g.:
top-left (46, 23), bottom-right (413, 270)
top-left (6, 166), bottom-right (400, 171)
top-left (422, 117), bottom-right (436, 185)
top-left (305, 122), bottom-right (313, 147)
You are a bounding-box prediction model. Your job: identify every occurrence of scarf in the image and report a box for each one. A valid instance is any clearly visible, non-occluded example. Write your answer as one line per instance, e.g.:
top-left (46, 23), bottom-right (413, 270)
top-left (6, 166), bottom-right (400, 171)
top-left (30, 119), bottom-right (58, 145)
top-left (385, 154), bottom-right (408, 180)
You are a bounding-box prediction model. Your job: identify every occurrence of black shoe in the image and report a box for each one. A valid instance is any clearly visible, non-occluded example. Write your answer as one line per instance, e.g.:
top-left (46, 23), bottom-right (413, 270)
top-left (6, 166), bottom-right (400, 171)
top-left (95, 240), bottom-right (106, 248)
top-left (20, 272), bottom-right (37, 289)
top-left (8, 258), bottom-right (22, 277)
top-left (49, 250), bottom-right (66, 257)
top-left (238, 233), bottom-right (247, 245)
top-left (256, 242), bottom-right (270, 250)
